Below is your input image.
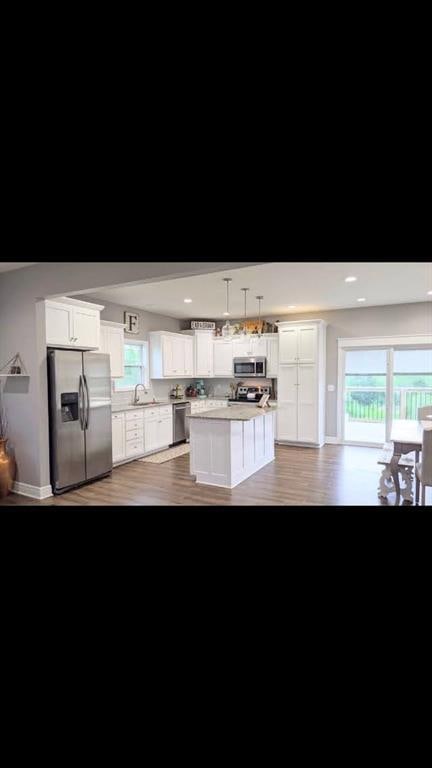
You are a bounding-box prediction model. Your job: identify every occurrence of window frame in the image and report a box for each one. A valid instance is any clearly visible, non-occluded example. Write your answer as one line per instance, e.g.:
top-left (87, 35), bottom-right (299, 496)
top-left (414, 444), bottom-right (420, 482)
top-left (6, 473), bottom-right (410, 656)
top-left (114, 339), bottom-right (150, 392)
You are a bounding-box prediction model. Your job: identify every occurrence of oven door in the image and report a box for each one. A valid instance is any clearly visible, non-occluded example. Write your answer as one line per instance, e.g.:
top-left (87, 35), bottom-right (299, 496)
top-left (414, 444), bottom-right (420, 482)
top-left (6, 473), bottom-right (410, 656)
top-left (233, 358), bottom-right (257, 377)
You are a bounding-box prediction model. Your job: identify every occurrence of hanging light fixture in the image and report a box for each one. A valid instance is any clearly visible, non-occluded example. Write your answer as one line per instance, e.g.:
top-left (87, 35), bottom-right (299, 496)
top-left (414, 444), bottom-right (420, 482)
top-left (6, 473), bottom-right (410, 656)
top-left (256, 295), bottom-right (263, 337)
top-left (222, 278), bottom-right (232, 337)
top-left (241, 288), bottom-right (249, 335)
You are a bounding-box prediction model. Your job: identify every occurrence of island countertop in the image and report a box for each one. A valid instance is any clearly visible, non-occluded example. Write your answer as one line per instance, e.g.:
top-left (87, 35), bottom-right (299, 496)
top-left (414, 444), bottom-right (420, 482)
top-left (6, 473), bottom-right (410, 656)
top-left (189, 405), bottom-right (277, 421)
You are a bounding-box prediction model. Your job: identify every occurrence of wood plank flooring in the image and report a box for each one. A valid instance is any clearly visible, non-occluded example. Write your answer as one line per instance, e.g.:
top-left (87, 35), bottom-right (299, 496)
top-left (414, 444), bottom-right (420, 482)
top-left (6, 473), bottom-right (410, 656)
top-left (1, 444), bottom-right (429, 507)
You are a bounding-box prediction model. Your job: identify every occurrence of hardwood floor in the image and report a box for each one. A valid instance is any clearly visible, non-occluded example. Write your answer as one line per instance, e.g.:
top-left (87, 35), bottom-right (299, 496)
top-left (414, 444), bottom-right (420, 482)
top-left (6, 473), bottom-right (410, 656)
top-left (1, 444), bottom-right (429, 507)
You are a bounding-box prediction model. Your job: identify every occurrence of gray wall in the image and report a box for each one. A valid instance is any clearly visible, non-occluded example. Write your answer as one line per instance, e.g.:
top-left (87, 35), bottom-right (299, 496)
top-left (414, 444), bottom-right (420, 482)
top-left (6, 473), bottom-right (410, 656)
top-left (0, 261), bottom-right (259, 489)
top-left (83, 296), bottom-right (182, 339)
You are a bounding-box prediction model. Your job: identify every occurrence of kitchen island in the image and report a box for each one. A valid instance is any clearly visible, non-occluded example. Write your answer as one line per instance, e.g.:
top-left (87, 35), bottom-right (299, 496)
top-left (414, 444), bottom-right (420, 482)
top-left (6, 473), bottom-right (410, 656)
top-left (189, 406), bottom-right (276, 488)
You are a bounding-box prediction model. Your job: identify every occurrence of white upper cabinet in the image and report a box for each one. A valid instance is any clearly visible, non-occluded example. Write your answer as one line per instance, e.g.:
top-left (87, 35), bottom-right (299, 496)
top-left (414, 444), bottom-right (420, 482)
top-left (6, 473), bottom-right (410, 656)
top-left (96, 321), bottom-right (125, 378)
top-left (279, 327), bottom-right (298, 364)
top-left (172, 336), bottom-right (185, 376)
top-left (266, 336), bottom-right (279, 377)
top-left (194, 331), bottom-right (214, 377)
top-left (232, 337), bottom-right (253, 357)
top-left (73, 306), bottom-right (100, 348)
top-left (213, 340), bottom-right (233, 377)
top-left (184, 337), bottom-right (194, 376)
top-left (298, 326), bottom-right (317, 364)
top-left (45, 302), bottom-right (74, 346)
top-left (249, 336), bottom-right (267, 357)
top-left (150, 332), bottom-right (196, 379)
top-left (162, 335), bottom-right (175, 376)
top-left (45, 298), bottom-right (103, 349)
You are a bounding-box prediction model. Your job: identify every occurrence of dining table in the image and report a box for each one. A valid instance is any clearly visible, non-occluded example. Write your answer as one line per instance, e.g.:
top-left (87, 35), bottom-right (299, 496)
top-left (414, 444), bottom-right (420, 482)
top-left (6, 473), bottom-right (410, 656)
top-left (390, 418), bottom-right (432, 502)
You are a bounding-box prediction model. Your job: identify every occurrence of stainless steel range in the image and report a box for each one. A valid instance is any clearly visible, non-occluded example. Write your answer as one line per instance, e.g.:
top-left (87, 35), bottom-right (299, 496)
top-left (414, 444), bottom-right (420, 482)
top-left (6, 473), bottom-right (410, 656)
top-left (228, 385), bottom-right (272, 404)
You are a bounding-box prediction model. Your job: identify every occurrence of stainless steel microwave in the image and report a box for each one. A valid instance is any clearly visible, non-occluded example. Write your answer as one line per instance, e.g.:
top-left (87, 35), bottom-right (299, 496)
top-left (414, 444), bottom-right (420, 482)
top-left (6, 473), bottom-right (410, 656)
top-left (233, 357), bottom-right (267, 378)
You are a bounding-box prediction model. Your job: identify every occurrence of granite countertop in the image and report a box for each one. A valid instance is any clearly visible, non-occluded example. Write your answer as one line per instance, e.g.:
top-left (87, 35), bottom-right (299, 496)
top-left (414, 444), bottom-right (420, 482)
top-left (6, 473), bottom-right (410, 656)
top-left (111, 396), bottom-right (231, 413)
top-left (189, 405), bottom-right (277, 421)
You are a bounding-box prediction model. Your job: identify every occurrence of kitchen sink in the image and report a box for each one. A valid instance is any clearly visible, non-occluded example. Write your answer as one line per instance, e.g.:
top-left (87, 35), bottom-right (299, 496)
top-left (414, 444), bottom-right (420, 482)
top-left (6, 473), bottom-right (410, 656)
top-left (134, 401), bottom-right (164, 407)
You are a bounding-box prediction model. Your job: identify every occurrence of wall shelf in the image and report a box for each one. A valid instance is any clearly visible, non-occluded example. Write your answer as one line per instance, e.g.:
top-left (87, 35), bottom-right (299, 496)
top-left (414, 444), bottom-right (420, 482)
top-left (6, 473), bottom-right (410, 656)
top-left (0, 353), bottom-right (29, 377)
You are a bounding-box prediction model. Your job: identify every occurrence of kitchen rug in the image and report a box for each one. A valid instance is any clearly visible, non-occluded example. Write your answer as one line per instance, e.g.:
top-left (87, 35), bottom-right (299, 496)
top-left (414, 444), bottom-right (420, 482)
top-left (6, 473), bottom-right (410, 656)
top-left (139, 444), bottom-right (190, 464)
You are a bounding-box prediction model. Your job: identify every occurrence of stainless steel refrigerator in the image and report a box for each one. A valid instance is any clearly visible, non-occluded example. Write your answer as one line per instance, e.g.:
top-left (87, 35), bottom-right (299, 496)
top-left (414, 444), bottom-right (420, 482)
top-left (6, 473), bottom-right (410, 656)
top-left (47, 348), bottom-right (112, 494)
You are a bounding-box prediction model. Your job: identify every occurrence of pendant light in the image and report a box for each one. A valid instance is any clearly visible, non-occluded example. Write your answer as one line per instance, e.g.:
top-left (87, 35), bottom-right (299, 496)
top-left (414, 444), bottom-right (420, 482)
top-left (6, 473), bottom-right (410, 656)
top-left (241, 288), bottom-right (249, 335)
top-left (222, 278), bottom-right (232, 337)
top-left (256, 295), bottom-right (263, 337)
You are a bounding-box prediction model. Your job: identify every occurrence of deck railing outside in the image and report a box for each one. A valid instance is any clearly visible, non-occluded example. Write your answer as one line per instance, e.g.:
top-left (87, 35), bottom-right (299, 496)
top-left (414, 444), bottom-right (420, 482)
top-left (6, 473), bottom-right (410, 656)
top-left (346, 387), bottom-right (432, 422)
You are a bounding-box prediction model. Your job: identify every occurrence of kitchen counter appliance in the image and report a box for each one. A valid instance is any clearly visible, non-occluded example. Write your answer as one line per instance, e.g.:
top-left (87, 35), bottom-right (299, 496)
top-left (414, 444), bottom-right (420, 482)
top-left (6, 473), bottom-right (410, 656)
top-left (233, 356), bottom-right (266, 378)
top-left (47, 348), bottom-right (112, 494)
top-left (173, 401), bottom-right (191, 444)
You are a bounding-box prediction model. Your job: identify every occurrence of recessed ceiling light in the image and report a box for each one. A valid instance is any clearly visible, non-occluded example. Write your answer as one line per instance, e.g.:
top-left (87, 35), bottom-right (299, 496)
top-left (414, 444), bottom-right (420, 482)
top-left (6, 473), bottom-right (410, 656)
top-left (288, 305), bottom-right (296, 309)
top-left (428, 290), bottom-right (432, 295)
top-left (184, 298), bottom-right (192, 303)
top-left (345, 276), bottom-right (357, 283)
top-left (357, 297), bottom-right (366, 302)
top-left (223, 312), bottom-right (230, 316)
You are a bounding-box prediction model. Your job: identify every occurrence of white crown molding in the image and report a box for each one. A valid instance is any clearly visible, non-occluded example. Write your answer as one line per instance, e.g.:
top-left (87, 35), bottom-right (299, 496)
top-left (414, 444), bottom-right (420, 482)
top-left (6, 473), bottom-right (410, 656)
top-left (13, 482), bottom-right (53, 500)
top-left (46, 296), bottom-right (105, 311)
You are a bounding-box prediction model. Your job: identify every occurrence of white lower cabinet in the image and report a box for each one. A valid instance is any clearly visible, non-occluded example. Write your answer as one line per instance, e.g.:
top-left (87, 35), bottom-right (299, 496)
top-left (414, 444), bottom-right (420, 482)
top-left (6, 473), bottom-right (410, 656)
top-left (112, 412), bottom-right (126, 463)
top-left (144, 406), bottom-right (173, 452)
top-left (112, 405), bottom-right (173, 466)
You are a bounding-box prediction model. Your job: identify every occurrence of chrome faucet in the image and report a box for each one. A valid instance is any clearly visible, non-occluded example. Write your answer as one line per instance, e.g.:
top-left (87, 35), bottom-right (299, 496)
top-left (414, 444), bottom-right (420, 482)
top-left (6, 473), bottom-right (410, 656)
top-left (133, 383), bottom-right (148, 404)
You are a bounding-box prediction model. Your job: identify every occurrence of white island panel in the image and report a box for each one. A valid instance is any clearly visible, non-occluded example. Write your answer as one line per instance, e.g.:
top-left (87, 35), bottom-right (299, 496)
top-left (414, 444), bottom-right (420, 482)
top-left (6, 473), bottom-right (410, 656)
top-left (190, 409), bottom-right (275, 489)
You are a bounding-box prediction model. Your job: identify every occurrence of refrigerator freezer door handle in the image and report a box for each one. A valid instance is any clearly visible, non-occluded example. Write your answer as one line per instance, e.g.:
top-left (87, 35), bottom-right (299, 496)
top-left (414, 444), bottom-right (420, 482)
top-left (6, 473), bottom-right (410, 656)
top-left (79, 375), bottom-right (85, 430)
top-left (83, 374), bottom-right (90, 430)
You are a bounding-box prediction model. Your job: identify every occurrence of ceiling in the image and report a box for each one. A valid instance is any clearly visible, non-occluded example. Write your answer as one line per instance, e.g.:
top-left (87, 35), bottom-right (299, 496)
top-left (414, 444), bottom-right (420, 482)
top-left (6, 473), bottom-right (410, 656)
top-left (88, 262), bottom-right (432, 320)
top-left (0, 262), bottom-right (37, 273)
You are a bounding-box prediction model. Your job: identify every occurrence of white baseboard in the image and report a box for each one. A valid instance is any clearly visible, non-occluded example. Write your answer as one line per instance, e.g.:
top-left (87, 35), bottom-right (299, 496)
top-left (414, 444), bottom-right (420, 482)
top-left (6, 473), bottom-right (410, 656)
top-left (325, 436), bottom-right (340, 444)
top-left (13, 482), bottom-right (53, 500)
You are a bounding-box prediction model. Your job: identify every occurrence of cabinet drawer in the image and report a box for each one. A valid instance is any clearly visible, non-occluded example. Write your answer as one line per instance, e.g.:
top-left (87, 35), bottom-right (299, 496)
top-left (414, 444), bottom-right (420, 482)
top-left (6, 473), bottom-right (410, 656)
top-left (125, 439), bottom-right (144, 457)
top-left (143, 408), bottom-right (160, 420)
top-left (144, 405), bottom-right (172, 420)
top-left (125, 410), bottom-right (144, 423)
top-left (125, 428), bottom-right (143, 441)
top-left (112, 412), bottom-right (125, 421)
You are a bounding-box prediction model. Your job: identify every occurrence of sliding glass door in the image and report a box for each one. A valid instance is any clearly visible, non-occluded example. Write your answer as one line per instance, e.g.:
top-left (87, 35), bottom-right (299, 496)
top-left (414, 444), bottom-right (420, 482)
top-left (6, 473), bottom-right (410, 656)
top-left (342, 346), bottom-right (432, 446)
top-left (344, 349), bottom-right (388, 445)
top-left (392, 349), bottom-right (432, 421)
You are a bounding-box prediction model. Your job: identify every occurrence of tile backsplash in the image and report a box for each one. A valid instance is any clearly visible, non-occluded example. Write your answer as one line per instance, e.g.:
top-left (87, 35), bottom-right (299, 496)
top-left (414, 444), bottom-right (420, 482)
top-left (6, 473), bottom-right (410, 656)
top-left (111, 377), bottom-right (275, 405)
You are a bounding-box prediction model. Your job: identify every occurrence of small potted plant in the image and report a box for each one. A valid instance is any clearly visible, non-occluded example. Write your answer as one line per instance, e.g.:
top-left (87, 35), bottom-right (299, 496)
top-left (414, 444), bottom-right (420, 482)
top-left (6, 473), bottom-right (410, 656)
top-left (0, 390), bottom-right (15, 497)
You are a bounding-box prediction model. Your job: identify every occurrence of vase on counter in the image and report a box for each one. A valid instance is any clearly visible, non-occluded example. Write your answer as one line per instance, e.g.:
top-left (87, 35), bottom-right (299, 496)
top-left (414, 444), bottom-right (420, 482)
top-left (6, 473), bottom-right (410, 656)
top-left (0, 438), bottom-right (15, 498)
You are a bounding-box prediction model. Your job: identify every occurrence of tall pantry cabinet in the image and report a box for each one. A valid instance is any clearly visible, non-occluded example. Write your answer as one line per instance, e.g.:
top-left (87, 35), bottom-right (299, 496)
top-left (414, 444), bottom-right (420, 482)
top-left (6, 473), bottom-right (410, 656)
top-left (276, 320), bottom-right (327, 447)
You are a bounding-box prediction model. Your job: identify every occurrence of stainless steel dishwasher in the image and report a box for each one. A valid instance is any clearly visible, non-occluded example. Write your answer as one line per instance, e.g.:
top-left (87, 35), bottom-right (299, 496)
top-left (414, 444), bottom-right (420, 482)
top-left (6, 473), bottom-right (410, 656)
top-left (173, 402), bottom-right (191, 444)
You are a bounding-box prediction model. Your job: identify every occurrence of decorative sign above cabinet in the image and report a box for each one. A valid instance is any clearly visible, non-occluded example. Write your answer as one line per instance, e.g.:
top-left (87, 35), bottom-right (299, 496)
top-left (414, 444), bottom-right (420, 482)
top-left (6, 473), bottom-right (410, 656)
top-left (124, 312), bottom-right (139, 334)
top-left (191, 321), bottom-right (215, 330)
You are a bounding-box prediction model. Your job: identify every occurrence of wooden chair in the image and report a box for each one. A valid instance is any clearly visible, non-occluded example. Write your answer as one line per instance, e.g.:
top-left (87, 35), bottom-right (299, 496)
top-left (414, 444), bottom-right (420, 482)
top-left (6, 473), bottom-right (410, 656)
top-left (378, 443), bottom-right (414, 502)
top-left (415, 429), bottom-right (432, 505)
top-left (414, 407), bottom-right (432, 502)
top-left (418, 406), bottom-right (432, 420)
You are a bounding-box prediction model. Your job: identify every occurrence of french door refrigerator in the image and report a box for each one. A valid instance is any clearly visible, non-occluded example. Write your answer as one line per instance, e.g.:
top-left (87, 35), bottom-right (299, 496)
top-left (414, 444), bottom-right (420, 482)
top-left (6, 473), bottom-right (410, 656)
top-left (47, 348), bottom-right (112, 494)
